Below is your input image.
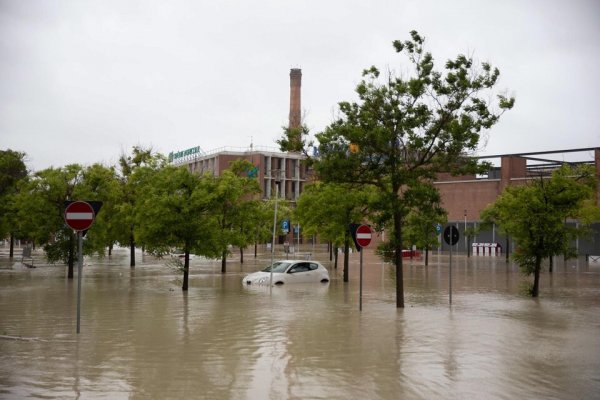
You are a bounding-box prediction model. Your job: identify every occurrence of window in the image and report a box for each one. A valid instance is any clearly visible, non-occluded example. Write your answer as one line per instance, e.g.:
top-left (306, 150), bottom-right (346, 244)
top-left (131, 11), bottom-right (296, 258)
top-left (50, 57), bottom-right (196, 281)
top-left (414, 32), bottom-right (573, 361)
top-left (289, 263), bottom-right (310, 273)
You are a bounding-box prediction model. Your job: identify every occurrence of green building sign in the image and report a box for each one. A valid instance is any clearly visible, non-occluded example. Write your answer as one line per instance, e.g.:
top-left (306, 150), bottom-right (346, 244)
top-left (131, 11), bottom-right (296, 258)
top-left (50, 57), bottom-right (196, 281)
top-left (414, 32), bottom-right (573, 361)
top-left (169, 146), bottom-right (202, 162)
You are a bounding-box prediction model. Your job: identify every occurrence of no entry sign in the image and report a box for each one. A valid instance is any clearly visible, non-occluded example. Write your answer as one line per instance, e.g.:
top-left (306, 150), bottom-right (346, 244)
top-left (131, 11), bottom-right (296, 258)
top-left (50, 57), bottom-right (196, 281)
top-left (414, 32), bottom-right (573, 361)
top-left (356, 224), bottom-right (372, 247)
top-left (64, 201), bottom-right (95, 231)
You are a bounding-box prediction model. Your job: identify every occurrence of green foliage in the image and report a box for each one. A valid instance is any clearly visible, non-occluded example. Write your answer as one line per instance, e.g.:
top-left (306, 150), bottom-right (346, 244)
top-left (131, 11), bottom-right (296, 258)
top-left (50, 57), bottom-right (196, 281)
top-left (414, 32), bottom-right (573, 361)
top-left (12, 164), bottom-right (86, 271)
top-left (77, 163), bottom-right (122, 257)
top-left (0, 149), bottom-right (28, 240)
top-left (0, 149), bottom-right (28, 196)
top-left (278, 125), bottom-right (313, 156)
top-left (295, 182), bottom-right (370, 280)
top-left (312, 31), bottom-right (513, 307)
top-left (135, 165), bottom-right (218, 289)
top-left (16, 165), bottom-right (84, 242)
top-left (402, 184), bottom-right (447, 250)
top-left (207, 160), bottom-right (262, 271)
top-left (136, 165), bottom-right (216, 255)
top-left (482, 165), bottom-right (597, 296)
top-left (295, 182), bottom-right (370, 246)
top-left (114, 146), bottom-right (167, 266)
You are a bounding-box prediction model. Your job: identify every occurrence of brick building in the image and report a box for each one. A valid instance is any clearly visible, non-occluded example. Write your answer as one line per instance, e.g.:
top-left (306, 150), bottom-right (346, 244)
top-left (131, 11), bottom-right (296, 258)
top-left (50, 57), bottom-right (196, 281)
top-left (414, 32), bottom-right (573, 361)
top-left (435, 147), bottom-right (600, 254)
top-left (181, 145), bottom-right (310, 202)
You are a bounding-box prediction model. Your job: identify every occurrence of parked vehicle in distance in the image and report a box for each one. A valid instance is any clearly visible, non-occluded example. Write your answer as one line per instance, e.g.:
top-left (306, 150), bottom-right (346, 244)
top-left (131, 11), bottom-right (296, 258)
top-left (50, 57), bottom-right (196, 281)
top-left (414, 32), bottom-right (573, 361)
top-left (169, 249), bottom-right (194, 259)
top-left (242, 260), bottom-right (330, 286)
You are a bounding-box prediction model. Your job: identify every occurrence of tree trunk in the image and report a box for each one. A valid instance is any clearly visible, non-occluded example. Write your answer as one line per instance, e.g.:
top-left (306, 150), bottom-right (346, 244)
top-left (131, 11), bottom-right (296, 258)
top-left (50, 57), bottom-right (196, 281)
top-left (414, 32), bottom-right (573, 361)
top-left (221, 250), bottom-right (227, 274)
top-left (254, 241), bottom-right (258, 258)
top-left (425, 245), bottom-right (429, 266)
top-left (9, 233), bottom-right (14, 259)
top-left (129, 235), bottom-right (135, 268)
top-left (67, 231), bottom-right (75, 279)
top-left (343, 233), bottom-right (350, 282)
top-left (394, 211), bottom-right (404, 308)
top-left (108, 243), bottom-right (113, 257)
top-left (329, 241), bottom-right (333, 261)
top-left (240, 247), bottom-right (244, 264)
top-left (182, 250), bottom-right (190, 291)
top-left (467, 236), bottom-right (470, 257)
top-left (334, 247), bottom-right (338, 269)
top-left (505, 237), bottom-right (510, 263)
top-left (531, 256), bottom-right (541, 297)
top-left (549, 255), bottom-right (553, 273)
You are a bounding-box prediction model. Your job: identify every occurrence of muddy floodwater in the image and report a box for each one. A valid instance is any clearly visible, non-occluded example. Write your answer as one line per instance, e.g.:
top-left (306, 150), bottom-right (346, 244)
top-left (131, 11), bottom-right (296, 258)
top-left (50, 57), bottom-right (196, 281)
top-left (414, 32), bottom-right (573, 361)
top-left (1, 247), bottom-right (599, 399)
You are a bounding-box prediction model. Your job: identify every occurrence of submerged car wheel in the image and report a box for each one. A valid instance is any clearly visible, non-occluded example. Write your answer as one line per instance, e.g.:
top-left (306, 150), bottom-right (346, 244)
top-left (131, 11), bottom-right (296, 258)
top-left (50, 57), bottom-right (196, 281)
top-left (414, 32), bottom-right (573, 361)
top-left (320, 278), bottom-right (329, 283)
top-left (275, 281), bottom-right (284, 285)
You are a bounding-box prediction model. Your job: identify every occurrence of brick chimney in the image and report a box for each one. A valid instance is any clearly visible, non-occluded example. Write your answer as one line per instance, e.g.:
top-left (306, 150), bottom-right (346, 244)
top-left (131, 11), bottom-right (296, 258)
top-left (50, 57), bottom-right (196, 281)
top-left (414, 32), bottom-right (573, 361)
top-left (289, 68), bottom-right (302, 130)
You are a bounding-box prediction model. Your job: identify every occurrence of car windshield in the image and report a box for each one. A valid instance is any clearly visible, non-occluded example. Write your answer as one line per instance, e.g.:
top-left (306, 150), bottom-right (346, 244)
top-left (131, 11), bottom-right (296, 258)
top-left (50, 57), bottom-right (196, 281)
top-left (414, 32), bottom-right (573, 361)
top-left (262, 262), bottom-right (291, 273)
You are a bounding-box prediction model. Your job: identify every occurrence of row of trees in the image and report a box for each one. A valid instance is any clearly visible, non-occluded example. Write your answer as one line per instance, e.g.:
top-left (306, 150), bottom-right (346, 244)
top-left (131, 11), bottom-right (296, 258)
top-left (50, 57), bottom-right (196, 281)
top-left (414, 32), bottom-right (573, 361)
top-left (0, 147), bottom-right (284, 290)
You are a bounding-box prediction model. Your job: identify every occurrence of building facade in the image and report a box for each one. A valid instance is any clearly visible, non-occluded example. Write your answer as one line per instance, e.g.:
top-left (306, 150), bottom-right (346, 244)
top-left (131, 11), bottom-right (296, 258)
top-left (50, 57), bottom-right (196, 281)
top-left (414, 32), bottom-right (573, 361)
top-left (180, 146), bottom-right (311, 202)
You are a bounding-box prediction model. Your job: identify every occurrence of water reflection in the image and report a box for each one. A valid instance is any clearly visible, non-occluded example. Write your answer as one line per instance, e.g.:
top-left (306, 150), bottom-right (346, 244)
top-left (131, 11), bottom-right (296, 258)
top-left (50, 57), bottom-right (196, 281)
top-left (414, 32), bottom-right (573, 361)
top-left (1, 249), bottom-right (599, 399)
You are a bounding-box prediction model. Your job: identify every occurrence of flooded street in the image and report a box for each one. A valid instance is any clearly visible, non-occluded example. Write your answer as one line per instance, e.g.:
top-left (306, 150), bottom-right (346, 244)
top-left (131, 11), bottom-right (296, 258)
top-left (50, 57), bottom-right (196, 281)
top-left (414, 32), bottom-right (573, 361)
top-left (1, 247), bottom-right (599, 399)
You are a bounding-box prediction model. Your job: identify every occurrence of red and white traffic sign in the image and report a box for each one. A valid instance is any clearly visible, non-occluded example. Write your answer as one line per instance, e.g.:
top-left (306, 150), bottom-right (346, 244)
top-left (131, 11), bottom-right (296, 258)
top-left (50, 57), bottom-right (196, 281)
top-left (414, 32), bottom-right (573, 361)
top-left (64, 201), bottom-right (95, 231)
top-left (356, 224), bottom-right (372, 247)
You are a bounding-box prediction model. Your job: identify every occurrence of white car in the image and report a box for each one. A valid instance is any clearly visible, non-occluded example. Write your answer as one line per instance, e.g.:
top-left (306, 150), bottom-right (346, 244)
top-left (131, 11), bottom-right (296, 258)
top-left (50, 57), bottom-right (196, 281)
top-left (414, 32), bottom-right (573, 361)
top-left (242, 260), bottom-right (330, 286)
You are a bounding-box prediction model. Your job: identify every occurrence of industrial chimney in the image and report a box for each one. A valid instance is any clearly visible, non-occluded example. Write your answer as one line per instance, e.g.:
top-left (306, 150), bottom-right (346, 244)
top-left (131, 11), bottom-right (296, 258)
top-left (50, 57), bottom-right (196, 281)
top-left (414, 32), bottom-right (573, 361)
top-left (289, 68), bottom-right (302, 130)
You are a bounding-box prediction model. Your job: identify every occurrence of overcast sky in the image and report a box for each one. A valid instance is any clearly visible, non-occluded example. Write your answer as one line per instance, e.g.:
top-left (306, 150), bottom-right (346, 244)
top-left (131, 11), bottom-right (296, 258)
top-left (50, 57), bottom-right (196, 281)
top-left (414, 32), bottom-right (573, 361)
top-left (1, 0), bottom-right (599, 171)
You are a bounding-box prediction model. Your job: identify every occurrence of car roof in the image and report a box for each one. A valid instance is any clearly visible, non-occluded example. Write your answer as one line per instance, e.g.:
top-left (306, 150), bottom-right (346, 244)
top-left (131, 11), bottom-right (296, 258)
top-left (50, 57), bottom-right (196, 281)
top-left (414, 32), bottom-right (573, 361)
top-left (276, 259), bottom-right (321, 264)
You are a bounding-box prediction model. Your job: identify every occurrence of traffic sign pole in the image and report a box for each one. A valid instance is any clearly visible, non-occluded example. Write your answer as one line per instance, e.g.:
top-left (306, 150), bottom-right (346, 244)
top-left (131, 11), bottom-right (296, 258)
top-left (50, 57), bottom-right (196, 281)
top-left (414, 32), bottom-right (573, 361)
top-left (449, 239), bottom-right (452, 305)
top-left (76, 231), bottom-right (83, 333)
top-left (353, 224), bottom-right (372, 312)
top-left (64, 201), bottom-right (100, 334)
top-left (443, 225), bottom-right (459, 305)
top-left (359, 247), bottom-right (363, 311)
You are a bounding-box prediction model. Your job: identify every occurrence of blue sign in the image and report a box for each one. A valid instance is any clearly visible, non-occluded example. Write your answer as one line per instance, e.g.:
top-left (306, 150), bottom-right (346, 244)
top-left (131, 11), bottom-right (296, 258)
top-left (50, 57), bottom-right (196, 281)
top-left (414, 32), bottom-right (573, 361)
top-left (436, 223), bottom-right (442, 234)
top-left (282, 220), bottom-right (289, 233)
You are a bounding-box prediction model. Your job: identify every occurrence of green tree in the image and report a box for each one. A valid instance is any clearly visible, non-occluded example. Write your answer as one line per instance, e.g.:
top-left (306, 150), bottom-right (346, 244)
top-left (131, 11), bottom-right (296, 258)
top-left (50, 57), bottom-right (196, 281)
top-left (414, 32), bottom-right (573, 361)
top-left (295, 182), bottom-right (369, 281)
top-left (116, 146), bottom-right (166, 267)
top-left (209, 160), bottom-right (261, 273)
top-left (136, 165), bottom-right (219, 290)
top-left (401, 183), bottom-right (447, 265)
top-left (0, 149), bottom-right (28, 257)
top-left (78, 163), bottom-right (122, 257)
top-left (312, 31), bottom-right (514, 307)
top-left (482, 165), bottom-right (597, 297)
top-left (249, 199), bottom-right (277, 257)
top-left (15, 164), bottom-right (85, 277)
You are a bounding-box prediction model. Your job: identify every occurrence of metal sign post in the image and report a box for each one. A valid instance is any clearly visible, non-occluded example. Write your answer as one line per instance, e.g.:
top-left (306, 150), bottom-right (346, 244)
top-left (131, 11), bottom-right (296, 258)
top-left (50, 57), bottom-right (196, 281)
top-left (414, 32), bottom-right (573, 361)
top-left (64, 200), bottom-right (101, 334)
top-left (359, 247), bottom-right (363, 311)
top-left (449, 240), bottom-right (452, 305)
top-left (444, 225), bottom-right (459, 305)
top-left (76, 231), bottom-right (83, 333)
top-left (351, 224), bottom-right (372, 312)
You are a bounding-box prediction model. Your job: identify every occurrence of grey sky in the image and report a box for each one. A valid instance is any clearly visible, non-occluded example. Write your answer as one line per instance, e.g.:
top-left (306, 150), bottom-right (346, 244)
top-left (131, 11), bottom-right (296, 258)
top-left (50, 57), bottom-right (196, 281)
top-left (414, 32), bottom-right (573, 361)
top-left (1, 0), bottom-right (599, 171)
